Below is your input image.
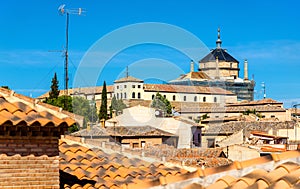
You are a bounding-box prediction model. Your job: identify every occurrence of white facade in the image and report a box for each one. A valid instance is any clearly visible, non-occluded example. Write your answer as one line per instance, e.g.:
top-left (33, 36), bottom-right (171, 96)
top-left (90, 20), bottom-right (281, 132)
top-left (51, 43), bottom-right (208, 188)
top-left (105, 105), bottom-right (196, 148)
top-left (114, 81), bottom-right (144, 100)
top-left (113, 77), bottom-right (237, 104)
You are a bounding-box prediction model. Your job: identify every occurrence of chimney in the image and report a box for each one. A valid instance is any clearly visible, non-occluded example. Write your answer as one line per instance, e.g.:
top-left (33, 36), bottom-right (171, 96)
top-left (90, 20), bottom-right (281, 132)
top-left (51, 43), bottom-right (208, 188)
top-left (244, 59), bottom-right (248, 80)
top-left (190, 60), bottom-right (194, 72)
top-left (100, 119), bottom-right (106, 128)
top-left (112, 109), bottom-right (116, 118)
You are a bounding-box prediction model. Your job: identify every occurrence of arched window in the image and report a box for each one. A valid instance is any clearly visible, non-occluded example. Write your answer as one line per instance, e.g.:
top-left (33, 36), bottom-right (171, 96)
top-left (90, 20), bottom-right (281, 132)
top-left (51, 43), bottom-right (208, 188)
top-left (132, 92), bottom-right (135, 99)
top-left (194, 96), bottom-right (197, 102)
top-left (214, 97), bottom-right (217, 102)
top-left (173, 95), bottom-right (176, 101)
top-left (117, 93), bottom-right (119, 99)
top-left (138, 92), bottom-right (141, 99)
top-left (152, 94), bottom-right (155, 99)
top-left (183, 96), bottom-right (187, 101)
top-left (124, 93), bottom-right (127, 99)
top-left (120, 93), bottom-right (123, 99)
top-left (203, 97), bottom-right (206, 102)
top-left (163, 95), bottom-right (166, 98)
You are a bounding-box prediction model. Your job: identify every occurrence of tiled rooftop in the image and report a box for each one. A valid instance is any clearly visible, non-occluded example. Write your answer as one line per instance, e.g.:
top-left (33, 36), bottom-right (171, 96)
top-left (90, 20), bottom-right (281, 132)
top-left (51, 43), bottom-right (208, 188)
top-left (143, 84), bottom-right (234, 95)
top-left (204, 121), bottom-right (296, 135)
top-left (125, 150), bottom-right (300, 189)
top-left (38, 85), bottom-right (114, 99)
top-left (227, 98), bottom-right (283, 107)
top-left (174, 71), bottom-right (211, 81)
top-left (0, 88), bottom-right (75, 127)
top-left (114, 76), bottom-right (144, 83)
top-left (179, 104), bottom-right (286, 113)
top-left (72, 125), bottom-right (176, 137)
top-left (59, 139), bottom-right (189, 188)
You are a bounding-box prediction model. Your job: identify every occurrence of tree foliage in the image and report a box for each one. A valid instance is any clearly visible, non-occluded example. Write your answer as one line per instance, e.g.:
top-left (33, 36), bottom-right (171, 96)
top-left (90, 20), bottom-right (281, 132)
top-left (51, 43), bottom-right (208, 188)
top-left (73, 96), bottom-right (98, 124)
top-left (44, 95), bottom-right (73, 112)
top-left (243, 109), bottom-right (262, 118)
top-left (99, 81), bottom-right (108, 120)
top-left (49, 73), bottom-right (60, 99)
top-left (110, 95), bottom-right (127, 114)
top-left (44, 74), bottom-right (97, 131)
top-left (151, 92), bottom-right (172, 116)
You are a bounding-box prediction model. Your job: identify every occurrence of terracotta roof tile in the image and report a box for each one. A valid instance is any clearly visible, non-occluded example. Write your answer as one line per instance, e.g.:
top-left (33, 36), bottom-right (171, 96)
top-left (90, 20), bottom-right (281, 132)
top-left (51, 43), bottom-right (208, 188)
top-left (38, 86), bottom-right (114, 99)
top-left (114, 76), bottom-right (143, 83)
top-left (0, 88), bottom-right (76, 127)
top-left (144, 84), bottom-right (234, 95)
top-left (141, 150), bottom-right (300, 189)
top-left (206, 175), bottom-right (237, 189)
top-left (59, 139), bottom-right (188, 188)
top-left (227, 169), bottom-right (268, 189)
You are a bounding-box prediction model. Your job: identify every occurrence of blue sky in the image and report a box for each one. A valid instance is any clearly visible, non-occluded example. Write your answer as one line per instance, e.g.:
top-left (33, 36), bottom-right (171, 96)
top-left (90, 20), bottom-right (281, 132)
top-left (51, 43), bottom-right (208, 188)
top-left (1, 1), bottom-right (300, 107)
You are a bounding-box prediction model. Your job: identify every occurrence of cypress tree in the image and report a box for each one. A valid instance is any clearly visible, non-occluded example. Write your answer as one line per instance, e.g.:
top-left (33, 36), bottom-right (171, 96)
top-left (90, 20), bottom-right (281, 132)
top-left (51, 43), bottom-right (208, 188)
top-left (49, 73), bottom-right (60, 99)
top-left (99, 81), bottom-right (108, 120)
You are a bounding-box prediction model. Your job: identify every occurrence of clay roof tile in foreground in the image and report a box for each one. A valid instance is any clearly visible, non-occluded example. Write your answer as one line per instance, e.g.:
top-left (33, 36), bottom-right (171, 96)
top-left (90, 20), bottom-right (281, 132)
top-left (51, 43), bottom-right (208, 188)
top-left (59, 138), bottom-right (188, 188)
top-left (0, 88), bottom-right (76, 127)
top-left (130, 150), bottom-right (300, 189)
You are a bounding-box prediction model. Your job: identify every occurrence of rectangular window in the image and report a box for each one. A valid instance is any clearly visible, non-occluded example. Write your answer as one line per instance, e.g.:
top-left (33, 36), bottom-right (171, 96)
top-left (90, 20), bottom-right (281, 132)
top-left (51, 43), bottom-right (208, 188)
top-left (138, 85), bottom-right (141, 88)
top-left (117, 86), bottom-right (119, 89)
top-left (124, 85), bottom-right (127, 88)
top-left (207, 138), bottom-right (215, 148)
top-left (132, 85), bottom-right (135, 88)
top-left (132, 143), bottom-right (139, 148)
top-left (141, 141), bottom-right (146, 148)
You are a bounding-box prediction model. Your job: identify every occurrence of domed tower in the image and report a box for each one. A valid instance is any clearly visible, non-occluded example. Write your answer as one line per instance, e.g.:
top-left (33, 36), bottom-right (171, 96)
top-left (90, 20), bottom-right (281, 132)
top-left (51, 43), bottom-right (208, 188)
top-left (199, 28), bottom-right (240, 80)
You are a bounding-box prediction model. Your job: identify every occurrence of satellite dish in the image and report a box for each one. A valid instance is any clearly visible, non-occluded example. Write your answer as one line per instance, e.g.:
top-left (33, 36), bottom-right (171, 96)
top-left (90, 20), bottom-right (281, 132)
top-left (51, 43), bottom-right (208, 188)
top-left (58, 4), bottom-right (66, 15)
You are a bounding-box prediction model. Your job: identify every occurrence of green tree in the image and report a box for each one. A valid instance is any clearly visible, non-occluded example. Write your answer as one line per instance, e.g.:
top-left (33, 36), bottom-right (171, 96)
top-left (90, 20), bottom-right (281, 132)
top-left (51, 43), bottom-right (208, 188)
top-left (110, 95), bottom-right (127, 114)
top-left (99, 81), bottom-right (108, 120)
top-left (73, 96), bottom-right (98, 124)
top-left (151, 92), bottom-right (172, 116)
top-left (45, 95), bottom-right (73, 112)
top-left (49, 73), bottom-right (60, 99)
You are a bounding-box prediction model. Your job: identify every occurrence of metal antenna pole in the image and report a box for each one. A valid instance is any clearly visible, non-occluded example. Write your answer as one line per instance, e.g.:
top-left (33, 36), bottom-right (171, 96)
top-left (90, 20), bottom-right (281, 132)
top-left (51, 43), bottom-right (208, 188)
top-left (65, 13), bottom-right (69, 96)
top-left (58, 4), bottom-right (86, 110)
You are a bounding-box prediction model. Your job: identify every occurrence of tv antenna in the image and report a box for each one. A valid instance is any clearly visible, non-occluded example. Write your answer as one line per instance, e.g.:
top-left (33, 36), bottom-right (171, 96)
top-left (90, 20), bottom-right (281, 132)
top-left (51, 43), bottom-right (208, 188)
top-left (58, 4), bottom-right (86, 98)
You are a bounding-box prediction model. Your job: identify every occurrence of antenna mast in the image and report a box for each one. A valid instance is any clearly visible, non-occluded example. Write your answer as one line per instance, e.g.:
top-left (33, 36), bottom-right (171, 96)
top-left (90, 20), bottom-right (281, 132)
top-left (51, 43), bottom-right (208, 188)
top-left (58, 4), bottom-right (86, 97)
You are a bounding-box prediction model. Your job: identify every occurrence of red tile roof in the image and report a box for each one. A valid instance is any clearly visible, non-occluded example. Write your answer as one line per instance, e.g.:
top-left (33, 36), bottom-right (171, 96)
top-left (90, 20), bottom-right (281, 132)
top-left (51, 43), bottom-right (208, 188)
top-left (114, 76), bottom-right (143, 83)
top-left (144, 84), bottom-right (234, 95)
top-left (72, 125), bottom-right (176, 137)
top-left (125, 150), bottom-right (300, 189)
top-left (59, 139), bottom-right (189, 188)
top-left (227, 98), bottom-right (283, 107)
top-left (0, 88), bottom-right (75, 127)
top-left (174, 71), bottom-right (211, 80)
top-left (38, 85), bottom-right (114, 99)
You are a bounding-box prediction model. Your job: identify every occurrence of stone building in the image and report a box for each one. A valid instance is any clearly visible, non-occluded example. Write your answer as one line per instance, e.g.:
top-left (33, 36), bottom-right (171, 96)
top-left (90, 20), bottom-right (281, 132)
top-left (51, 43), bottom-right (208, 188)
top-left (169, 28), bottom-right (255, 101)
